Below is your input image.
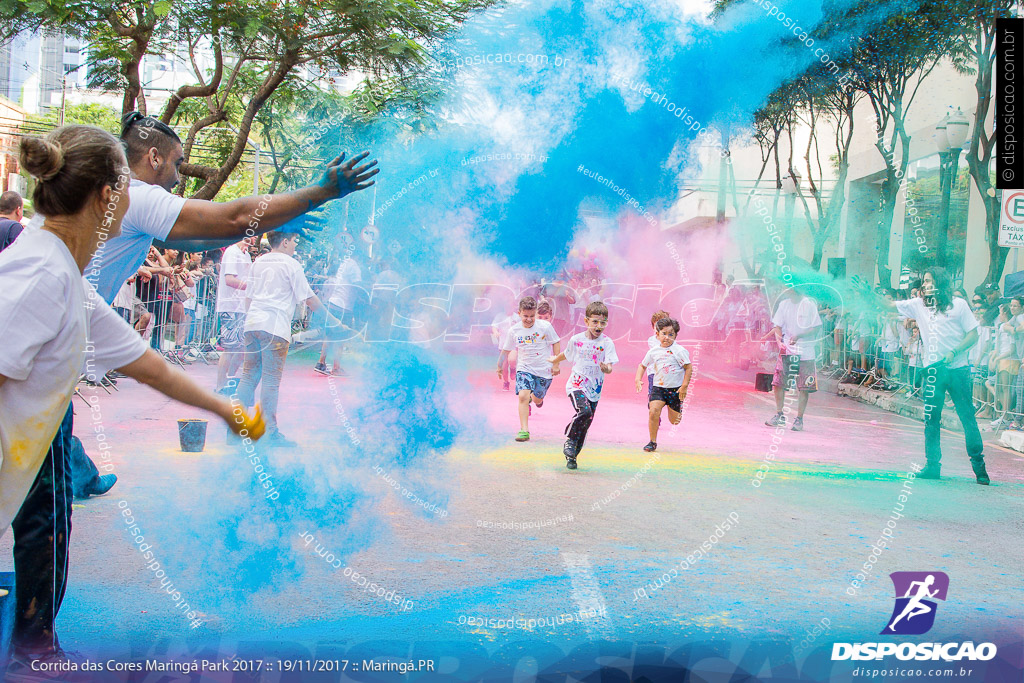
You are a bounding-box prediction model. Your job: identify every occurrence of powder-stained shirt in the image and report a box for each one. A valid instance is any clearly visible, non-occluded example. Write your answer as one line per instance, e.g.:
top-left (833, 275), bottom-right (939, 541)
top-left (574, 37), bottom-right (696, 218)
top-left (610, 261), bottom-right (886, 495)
top-left (641, 343), bottom-right (691, 388)
top-left (501, 320), bottom-right (560, 379)
top-left (563, 332), bottom-right (618, 402)
top-left (0, 229), bottom-right (148, 533)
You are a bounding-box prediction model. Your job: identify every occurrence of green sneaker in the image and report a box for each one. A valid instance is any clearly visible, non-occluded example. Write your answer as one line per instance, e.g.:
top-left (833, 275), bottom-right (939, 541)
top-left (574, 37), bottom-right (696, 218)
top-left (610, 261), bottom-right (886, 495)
top-left (515, 430), bottom-right (530, 442)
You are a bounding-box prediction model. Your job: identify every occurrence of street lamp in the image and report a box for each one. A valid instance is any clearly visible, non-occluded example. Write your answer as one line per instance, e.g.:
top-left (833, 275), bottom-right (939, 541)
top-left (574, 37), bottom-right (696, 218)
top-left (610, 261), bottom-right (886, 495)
top-left (934, 107), bottom-right (969, 267)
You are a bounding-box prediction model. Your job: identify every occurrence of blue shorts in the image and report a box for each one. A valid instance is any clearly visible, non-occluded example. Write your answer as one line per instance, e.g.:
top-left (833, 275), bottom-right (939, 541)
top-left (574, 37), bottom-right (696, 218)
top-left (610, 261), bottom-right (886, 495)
top-left (515, 371), bottom-right (552, 399)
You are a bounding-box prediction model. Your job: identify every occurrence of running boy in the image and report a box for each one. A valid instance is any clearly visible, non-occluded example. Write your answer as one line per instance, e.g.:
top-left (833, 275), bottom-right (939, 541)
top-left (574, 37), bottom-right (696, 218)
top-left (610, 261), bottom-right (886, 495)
top-left (238, 230), bottom-right (338, 447)
top-left (547, 301), bottom-right (618, 469)
top-left (498, 296), bottom-right (561, 442)
top-left (634, 317), bottom-right (692, 452)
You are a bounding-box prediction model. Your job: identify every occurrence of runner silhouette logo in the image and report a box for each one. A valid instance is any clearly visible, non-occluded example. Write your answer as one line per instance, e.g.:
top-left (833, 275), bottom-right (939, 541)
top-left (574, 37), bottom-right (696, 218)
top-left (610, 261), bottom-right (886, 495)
top-left (881, 572), bottom-right (949, 635)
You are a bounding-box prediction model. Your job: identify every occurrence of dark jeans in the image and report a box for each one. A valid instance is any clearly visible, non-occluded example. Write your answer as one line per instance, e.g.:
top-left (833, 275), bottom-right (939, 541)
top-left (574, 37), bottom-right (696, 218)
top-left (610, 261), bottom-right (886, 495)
top-left (70, 436), bottom-right (103, 499)
top-left (922, 364), bottom-right (984, 465)
top-left (11, 404), bottom-right (74, 654)
top-left (565, 390), bottom-right (599, 454)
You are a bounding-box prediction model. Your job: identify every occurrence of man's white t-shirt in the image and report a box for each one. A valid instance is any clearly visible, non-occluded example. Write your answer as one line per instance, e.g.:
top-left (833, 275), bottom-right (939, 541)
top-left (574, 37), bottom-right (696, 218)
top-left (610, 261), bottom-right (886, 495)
top-left (642, 343), bottom-right (691, 388)
top-left (894, 297), bottom-right (979, 369)
top-left (87, 179), bottom-right (186, 304)
top-left (326, 258), bottom-right (362, 310)
top-left (217, 244), bottom-right (253, 313)
top-left (772, 297), bottom-right (822, 360)
top-left (501, 320), bottom-right (559, 379)
top-left (244, 253), bottom-right (315, 340)
top-left (0, 230), bottom-right (148, 533)
top-left (563, 332), bottom-right (618, 402)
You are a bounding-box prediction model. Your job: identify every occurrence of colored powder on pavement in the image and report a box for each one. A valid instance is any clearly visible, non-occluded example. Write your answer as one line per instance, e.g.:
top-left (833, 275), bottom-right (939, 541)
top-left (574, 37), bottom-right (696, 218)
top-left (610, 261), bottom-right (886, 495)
top-left (143, 0), bottom-right (918, 608)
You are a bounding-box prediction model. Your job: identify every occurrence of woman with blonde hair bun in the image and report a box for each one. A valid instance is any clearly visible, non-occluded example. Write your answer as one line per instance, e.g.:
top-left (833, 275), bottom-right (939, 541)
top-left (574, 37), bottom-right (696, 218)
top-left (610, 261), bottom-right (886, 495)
top-left (0, 125), bottom-right (264, 677)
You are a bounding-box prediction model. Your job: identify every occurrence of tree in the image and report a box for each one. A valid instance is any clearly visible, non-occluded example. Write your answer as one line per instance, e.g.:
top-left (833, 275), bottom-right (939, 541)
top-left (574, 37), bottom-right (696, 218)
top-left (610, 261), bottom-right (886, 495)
top-left (948, 0), bottom-right (1014, 284)
top-left (844, 0), bottom-right (957, 287)
top-left (2, 0), bottom-right (495, 199)
top-left (791, 71), bottom-right (861, 271)
top-left (26, 101), bottom-right (121, 133)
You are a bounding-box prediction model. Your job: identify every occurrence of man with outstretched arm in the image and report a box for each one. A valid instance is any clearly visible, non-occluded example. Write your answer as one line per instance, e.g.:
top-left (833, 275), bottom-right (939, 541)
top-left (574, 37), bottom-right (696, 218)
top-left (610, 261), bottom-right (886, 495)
top-left (867, 268), bottom-right (985, 484)
top-left (13, 112), bottom-right (378, 676)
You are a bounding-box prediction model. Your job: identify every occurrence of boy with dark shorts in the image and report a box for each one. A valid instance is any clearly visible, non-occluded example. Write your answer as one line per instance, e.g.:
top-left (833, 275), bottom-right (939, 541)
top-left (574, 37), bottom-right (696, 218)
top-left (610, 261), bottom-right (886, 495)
top-left (498, 296), bottom-right (561, 441)
top-left (635, 317), bottom-right (692, 452)
top-left (764, 287), bottom-right (822, 431)
top-left (548, 301), bottom-right (618, 469)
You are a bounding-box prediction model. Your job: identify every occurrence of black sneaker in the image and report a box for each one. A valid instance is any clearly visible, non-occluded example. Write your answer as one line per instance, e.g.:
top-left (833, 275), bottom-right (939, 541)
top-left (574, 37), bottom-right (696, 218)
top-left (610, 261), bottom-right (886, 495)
top-left (791, 417), bottom-right (804, 432)
top-left (765, 412), bottom-right (785, 427)
top-left (563, 440), bottom-right (578, 469)
top-left (6, 647), bottom-right (92, 683)
top-left (918, 463), bottom-right (941, 480)
top-left (643, 441), bottom-right (657, 452)
top-left (313, 362), bottom-right (329, 376)
top-left (971, 459), bottom-right (990, 486)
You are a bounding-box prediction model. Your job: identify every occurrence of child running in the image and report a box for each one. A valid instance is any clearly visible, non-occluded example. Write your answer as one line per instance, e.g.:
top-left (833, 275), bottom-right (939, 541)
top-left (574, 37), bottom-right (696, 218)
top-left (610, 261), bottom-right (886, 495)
top-left (498, 296), bottom-right (561, 442)
top-left (548, 301), bottom-right (618, 470)
top-left (634, 317), bottom-right (692, 452)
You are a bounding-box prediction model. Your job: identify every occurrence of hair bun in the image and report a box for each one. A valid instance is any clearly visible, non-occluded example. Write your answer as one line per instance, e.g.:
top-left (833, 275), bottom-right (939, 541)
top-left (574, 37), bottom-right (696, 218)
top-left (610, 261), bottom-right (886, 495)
top-left (20, 136), bottom-right (65, 182)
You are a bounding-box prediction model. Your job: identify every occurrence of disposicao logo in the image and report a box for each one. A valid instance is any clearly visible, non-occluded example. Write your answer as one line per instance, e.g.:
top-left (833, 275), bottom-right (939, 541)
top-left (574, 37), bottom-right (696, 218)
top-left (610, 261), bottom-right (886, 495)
top-left (881, 571), bottom-right (948, 635)
top-left (832, 572), bottom-right (997, 662)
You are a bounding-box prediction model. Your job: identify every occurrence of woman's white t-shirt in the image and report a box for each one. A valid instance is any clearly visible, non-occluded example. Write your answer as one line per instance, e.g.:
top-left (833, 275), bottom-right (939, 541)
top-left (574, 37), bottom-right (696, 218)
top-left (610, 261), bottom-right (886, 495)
top-left (0, 229), bottom-right (148, 533)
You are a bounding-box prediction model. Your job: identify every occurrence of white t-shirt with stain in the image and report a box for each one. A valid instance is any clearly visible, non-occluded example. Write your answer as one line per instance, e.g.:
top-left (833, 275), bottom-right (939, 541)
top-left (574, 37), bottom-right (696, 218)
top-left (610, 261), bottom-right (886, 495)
top-left (0, 229), bottom-right (148, 533)
top-left (501, 320), bottom-right (559, 379)
top-left (641, 343), bottom-right (692, 388)
top-left (563, 332), bottom-right (618, 402)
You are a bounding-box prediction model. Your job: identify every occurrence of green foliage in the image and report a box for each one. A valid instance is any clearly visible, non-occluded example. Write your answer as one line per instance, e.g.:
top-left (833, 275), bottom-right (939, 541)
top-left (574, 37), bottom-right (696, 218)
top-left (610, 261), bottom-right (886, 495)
top-left (27, 101), bottom-right (120, 133)
top-left (3, 0), bottom-right (496, 198)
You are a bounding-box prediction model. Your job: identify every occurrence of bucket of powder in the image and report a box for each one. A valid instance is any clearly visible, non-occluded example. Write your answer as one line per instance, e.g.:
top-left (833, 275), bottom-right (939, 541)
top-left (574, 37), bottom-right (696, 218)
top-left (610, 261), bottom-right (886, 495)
top-left (178, 418), bottom-right (208, 452)
top-left (754, 372), bottom-right (774, 393)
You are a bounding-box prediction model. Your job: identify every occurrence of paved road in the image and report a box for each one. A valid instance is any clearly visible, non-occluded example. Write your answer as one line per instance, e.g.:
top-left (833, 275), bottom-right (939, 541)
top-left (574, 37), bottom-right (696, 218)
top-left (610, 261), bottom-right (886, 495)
top-left (1, 347), bottom-right (1020, 672)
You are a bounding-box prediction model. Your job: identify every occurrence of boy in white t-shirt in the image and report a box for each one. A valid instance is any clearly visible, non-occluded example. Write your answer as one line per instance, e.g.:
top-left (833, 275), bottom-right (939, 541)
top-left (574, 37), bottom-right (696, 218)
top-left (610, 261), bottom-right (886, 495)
top-left (764, 288), bottom-right (822, 432)
top-left (547, 301), bottom-right (618, 469)
top-left (238, 231), bottom-right (337, 447)
top-left (497, 296), bottom-right (561, 442)
top-left (634, 317), bottom-right (692, 452)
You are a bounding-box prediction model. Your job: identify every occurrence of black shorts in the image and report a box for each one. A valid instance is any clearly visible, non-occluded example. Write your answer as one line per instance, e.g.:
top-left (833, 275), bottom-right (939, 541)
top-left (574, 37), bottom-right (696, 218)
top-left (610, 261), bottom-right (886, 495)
top-left (650, 385), bottom-right (682, 412)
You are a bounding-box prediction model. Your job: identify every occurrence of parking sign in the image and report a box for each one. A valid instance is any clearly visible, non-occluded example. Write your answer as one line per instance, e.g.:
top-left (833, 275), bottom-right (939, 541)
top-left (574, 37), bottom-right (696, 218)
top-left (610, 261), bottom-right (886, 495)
top-left (999, 190), bottom-right (1024, 246)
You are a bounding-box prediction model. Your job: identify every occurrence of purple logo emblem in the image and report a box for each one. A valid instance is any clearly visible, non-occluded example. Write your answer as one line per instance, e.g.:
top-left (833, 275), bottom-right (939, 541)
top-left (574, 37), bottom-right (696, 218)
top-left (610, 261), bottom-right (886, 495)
top-left (881, 572), bottom-right (949, 635)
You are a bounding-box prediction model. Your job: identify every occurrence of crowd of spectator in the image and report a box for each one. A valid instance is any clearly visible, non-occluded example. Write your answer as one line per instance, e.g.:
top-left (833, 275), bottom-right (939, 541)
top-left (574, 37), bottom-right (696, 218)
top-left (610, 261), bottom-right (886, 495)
top-left (810, 278), bottom-right (1013, 431)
